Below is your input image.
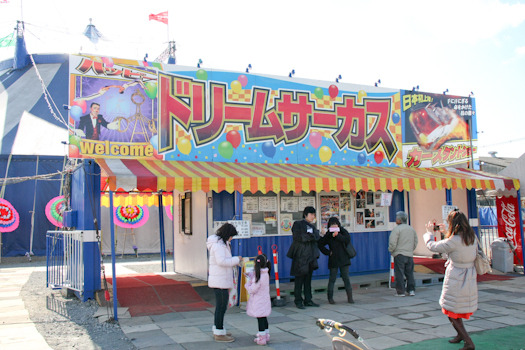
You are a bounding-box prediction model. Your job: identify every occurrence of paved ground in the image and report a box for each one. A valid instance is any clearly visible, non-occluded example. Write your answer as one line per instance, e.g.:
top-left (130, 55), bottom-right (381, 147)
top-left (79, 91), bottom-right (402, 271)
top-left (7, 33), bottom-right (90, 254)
top-left (2, 257), bottom-right (525, 349)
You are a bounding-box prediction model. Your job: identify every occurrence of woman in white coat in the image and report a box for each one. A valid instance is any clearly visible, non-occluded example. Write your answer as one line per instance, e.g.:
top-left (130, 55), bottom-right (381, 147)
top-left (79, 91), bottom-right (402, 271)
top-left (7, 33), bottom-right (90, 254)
top-left (206, 223), bottom-right (242, 343)
top-left (423, 210), bottom-right (477, 350)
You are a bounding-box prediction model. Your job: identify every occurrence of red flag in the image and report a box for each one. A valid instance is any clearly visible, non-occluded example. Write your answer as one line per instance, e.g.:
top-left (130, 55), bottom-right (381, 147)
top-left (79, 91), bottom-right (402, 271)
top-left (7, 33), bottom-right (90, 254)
top-left (149, 11), bottom-right (168, 24)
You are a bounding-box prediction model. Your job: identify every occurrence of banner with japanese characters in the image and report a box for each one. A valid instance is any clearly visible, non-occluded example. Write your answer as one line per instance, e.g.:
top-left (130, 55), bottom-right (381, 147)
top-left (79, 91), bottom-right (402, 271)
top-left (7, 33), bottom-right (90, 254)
top-left (68, 54), bottom-right (404, 166)
top-left (401, 91), bottom-right (477, 168)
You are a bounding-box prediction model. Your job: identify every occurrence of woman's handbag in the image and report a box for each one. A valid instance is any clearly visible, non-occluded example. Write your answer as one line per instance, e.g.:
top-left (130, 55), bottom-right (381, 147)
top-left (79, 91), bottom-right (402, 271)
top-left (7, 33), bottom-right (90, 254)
top-left (345, 241), bottom-right (357, 259)
top-left (474, 238), bottom-right (492, 275)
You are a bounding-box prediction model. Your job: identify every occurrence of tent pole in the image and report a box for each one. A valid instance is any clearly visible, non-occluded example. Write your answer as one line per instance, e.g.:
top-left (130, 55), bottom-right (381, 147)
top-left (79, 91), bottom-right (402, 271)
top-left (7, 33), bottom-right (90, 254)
top-left (29, 155), bottom-right (39, 256)
top-left (109, 190), bottom-right (118, 321)
top-left (158, 191), bottom-right (166, 272)
top-left (0, 154), bottom-right (13, 263)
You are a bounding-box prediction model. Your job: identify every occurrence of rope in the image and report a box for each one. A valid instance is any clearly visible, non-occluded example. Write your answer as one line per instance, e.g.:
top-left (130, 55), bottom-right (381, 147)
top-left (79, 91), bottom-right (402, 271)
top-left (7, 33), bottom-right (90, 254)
top-left (28, 53), bottom-right (68, 128)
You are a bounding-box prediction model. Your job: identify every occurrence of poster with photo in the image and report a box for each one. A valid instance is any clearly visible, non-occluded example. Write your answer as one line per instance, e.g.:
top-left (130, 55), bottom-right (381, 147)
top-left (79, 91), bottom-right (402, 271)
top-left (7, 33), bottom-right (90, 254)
top-left (366, 192), bottom-right (374, 205)
top-left (340, 193), bottom-right (352, 212)
top-left (365, 219), bottom-right (375, 228)
top-left (280, 213), bottom-right (293, 233)
top-left (320, 195), bottom-right (340, 228)
top-left (356, 211), bottom-right (364, 226)
top-left (263, 211), bottom-right (277, 222)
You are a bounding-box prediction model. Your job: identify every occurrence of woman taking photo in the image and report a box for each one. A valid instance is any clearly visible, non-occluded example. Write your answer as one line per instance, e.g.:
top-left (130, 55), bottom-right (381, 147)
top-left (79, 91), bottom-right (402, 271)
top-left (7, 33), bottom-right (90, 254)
top-left (206, 223), bottom-right (243, 343)
top-left (318, 217), bottom-right (354, 304)
top-left (423, 210), bottom-right (477, 350)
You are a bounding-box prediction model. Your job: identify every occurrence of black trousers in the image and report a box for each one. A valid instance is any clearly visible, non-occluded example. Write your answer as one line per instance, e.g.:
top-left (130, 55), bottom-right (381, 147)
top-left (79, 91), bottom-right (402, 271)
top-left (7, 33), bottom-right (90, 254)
top-left (257, 317), bottom-right (269, 332)
top-left (213, 288), bottom-right (229, 329)
top-left (394, 254), bottom-right (415, 294)
top-left (327, 265), bottom-right (351, 297)
top-left (294, 270), bottom-right (313, 305)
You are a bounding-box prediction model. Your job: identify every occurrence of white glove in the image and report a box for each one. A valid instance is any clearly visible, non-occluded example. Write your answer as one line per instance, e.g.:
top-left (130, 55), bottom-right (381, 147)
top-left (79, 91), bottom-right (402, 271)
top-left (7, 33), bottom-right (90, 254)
top-left (74, 129), bottom-right (86, 137)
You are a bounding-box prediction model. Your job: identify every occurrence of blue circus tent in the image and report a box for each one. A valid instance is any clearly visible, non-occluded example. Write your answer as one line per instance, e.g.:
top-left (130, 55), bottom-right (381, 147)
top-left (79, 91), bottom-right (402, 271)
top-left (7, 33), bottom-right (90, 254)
top-left (0, 25), bottom-right (70, 257)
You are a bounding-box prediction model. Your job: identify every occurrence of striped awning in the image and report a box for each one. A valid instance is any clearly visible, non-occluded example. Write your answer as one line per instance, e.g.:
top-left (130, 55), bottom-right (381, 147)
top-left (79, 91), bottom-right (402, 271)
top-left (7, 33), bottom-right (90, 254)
top-left (96, 159), bottom-right (520, 194)
top-left (100, 192), bottom-right (173, 208)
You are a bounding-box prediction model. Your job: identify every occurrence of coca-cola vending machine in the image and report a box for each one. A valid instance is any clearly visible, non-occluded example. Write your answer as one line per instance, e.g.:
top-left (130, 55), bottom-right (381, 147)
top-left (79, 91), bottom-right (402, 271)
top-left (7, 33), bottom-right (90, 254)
top-left (496, 196), bottom-right (524, 265)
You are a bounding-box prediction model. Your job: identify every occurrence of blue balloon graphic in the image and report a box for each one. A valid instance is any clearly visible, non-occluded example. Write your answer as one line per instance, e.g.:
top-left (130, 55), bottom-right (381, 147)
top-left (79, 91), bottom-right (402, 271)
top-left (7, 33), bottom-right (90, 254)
top-left (357, 153), bottom-right (366, 165)
top-left (150, 135), bottom-right (158, 150)
top-left (392, 112), bottom-right (400, 124)
top-left (70, 105), bottom-right (83, 121)
top-left (262, 141), bottom-right (276, 158)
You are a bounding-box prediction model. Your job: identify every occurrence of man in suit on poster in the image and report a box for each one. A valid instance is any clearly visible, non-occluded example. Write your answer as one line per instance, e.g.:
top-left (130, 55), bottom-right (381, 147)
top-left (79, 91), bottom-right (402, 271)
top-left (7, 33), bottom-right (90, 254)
top-left (76, 102), bottom-right (118, 140)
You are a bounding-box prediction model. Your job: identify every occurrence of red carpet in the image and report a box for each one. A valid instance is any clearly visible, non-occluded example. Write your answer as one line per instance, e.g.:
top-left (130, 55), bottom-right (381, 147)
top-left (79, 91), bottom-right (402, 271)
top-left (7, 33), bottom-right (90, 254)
top-left (413, 257), bottom-right (516, 282)
top-left (107, 274), bottom-right (212, 317)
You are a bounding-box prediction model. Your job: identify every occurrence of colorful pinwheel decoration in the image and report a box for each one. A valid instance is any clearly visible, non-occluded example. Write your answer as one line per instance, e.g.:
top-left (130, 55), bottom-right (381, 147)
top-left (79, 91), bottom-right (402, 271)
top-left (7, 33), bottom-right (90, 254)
top-left (45, 195), bottom-right (66, 228)
top-left (165, 205), bottom-right (173, 221)
top-left (0, 198), bottom-right (20, 232)
top-left (114, 205), bottom-right (149, 228)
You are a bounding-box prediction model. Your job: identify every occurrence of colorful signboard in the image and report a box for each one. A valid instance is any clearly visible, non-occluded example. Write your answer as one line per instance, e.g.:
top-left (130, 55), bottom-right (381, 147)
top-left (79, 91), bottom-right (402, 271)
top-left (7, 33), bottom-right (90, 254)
top-left (401, 91), bottom-right (477, 168)
top-left (496, 196), bottom-right (523, 265)
top-left (68, 55), bottom-right (477, 169)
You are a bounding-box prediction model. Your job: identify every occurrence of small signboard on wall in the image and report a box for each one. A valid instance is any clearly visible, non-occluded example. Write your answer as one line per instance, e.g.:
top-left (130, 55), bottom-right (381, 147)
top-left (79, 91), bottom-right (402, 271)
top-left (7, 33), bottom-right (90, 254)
top-left (213, 220), bottom-right (251, 238)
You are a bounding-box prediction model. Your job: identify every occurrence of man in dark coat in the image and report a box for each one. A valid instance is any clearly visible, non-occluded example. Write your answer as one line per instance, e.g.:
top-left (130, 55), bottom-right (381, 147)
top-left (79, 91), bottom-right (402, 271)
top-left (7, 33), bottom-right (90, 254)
top-left (318, 217), bottom-right (354, 304)
top-left (287, 206), bottom-right (320, 309)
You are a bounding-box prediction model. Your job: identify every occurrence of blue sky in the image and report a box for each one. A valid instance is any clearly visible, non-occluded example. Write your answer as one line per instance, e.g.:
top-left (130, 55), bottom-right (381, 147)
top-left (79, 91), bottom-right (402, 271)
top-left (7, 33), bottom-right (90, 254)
top-left (1, 0), bottom-right (524, 159)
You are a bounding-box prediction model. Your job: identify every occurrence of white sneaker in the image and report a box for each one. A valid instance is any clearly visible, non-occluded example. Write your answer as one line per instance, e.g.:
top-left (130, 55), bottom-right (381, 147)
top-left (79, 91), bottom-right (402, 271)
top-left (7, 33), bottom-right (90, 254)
top-left (394, 293), bottom-right (406, 297)
top-left (409, 291), bottom-right (416, 296)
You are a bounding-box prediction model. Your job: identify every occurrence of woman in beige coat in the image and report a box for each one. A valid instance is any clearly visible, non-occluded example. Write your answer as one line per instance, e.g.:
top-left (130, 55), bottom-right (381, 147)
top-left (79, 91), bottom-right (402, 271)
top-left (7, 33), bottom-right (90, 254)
top-left (423, 210), bottom-right (477, 350)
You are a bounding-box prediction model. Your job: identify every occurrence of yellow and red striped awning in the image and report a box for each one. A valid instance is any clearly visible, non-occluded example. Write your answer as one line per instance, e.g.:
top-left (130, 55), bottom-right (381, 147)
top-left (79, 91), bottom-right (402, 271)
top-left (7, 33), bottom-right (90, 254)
top-left (97, 159), bottom-right (520, 194)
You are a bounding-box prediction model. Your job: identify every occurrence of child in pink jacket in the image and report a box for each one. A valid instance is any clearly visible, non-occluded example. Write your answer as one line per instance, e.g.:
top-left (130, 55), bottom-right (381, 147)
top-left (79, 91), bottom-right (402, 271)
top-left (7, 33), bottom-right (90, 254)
top-left (245, 254), bottom-right (272, 345)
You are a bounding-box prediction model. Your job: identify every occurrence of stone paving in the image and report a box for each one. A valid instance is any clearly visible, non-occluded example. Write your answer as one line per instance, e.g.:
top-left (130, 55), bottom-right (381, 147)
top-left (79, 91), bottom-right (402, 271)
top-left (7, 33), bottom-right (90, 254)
top-left (115, 274), bottom-right (525, 349)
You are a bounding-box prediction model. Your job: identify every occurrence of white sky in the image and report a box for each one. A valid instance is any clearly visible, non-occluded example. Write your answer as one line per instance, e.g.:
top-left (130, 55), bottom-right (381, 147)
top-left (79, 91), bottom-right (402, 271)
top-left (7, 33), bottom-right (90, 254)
top-left (1, 0), bottom-right (525, 159)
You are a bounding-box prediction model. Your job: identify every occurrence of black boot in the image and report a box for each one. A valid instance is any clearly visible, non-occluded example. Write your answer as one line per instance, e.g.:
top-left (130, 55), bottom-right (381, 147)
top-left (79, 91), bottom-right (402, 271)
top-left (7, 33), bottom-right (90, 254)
top-left (346, 289), bottom-right (354, 304)
top-left (327, 291), bottom-right (335, 304)
top-left (451, 318), bottom-right (475, 350)
top-left (448, 317), bottom-right (462, 343)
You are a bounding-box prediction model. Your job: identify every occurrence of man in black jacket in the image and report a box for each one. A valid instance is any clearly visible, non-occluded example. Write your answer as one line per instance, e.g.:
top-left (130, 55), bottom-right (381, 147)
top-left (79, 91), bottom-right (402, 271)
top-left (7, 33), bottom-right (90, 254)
top-left (287, 206), bottom-right (320, 309)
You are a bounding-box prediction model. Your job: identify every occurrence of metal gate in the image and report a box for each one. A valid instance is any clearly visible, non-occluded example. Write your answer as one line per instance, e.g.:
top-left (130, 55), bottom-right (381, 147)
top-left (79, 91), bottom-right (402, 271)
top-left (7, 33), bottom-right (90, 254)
top-left (478, 225), bottom-right (499, 260)
top-left (46, 230), bottom-right (84, 293)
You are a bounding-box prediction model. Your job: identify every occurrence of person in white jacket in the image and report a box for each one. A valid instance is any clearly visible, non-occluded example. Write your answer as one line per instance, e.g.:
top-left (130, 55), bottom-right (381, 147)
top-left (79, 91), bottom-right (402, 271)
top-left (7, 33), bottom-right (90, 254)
top-left (206, 223), bottom-right (242, 343)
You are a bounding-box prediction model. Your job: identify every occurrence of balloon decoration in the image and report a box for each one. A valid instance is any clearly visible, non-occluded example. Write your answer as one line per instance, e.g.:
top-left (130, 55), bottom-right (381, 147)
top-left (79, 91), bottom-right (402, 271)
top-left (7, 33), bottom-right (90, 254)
top-left (392, 112), bottom-right (400, 124)
top-left (357, 152), bottom-right (366, 165)
top-left (69, 135), bottom-right (81, 148)
top-left (144, 81), bottom-right (158, 99)
top-left (149, 134), bottom-right (159, 150)
top-left (262, 141), bottom-right (276, 158)
top-left (196, 69), bottom-right (208, 80)
top-left (71, 99), bottom-right (87, 114)
top-left (238, 74), bottom-right (248, 87)
top-left (70, 105), bottom-right (83, 121)
top-left (152, 149), bottom-right (163, 160)
top-left (357, 90), bottom-right (367, 103)
top-left (218, 141), bottom-right (234, 159)
top-left (102, 57), bottom-right (114, 68)
top-left (319, 145), bottom-right (332, 163)
top-left (114, 205), bottom-right (149, 228)
top-left (328, 85), bottom-right (339, 99)
top-left (165, 205), bottom-right (173, 221)
top-left (177, 138), bottom-right (192, 155)
top-left (309, 132), bottom-right (322, 149)
top-left (374, 150), bottom-right (384, 164)
top-left (45, 196), bottom-right (66, 228)
top-left (231, 80), bottom-right (242, 93)
top-left (314, 87), bottom-right (324, 99)
top-left (0, 198), bottom-right (19, 232)
top-left (226, 130), bottom-right (241, 149)
top-left (69, 145), bottom-right (80, 158)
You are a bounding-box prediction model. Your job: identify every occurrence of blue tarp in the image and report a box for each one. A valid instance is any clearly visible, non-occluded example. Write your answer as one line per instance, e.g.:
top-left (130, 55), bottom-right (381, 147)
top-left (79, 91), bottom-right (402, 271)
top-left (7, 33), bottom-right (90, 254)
top-left (479, 206), bottom-right (497, 226)
top-left (0, 155), bottom-right (65, 257)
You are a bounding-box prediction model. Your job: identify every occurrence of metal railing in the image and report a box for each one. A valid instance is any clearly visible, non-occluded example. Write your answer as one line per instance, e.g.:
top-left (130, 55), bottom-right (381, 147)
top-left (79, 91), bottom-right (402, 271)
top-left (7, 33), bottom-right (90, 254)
top-left (46, 230), bottom-right (84, 293)
top-left (478, 225), bottom-right (499, 260)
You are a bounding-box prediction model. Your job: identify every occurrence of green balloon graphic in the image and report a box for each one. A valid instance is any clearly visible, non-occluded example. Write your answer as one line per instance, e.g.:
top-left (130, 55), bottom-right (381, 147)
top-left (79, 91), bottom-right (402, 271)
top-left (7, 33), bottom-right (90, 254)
top-left (314, 87), bottom-right (324, 99)
top-left (69, 135), bottom-right (81, 147)
top-left (144, 81), bottom-right (158, 99)
top-left (196, 69), bottom-right (208, 80)
top-left (218, 141), bottom-right (234, 159)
